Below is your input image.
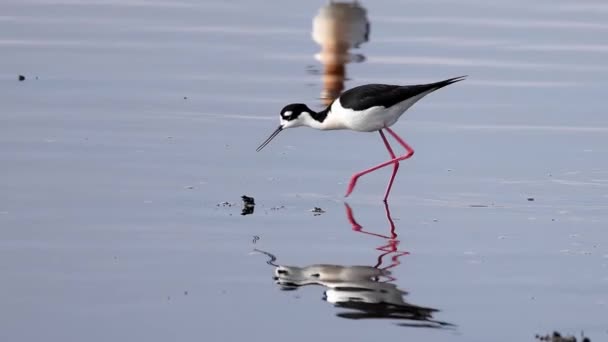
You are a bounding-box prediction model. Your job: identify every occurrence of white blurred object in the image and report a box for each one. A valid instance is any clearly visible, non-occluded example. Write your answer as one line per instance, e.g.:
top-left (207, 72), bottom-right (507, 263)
top-left (312, 1), bottom-right (369, 51)
top-left (312, 1), bottom-right (370, 104)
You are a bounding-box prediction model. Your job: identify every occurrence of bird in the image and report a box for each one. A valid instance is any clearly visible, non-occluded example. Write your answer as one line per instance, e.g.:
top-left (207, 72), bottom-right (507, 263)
top-left (256, 76), bottom-right (466, 201)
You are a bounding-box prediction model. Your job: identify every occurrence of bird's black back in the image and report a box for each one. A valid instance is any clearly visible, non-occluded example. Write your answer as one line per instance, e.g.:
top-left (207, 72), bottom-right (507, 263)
top-left (338, 76), bottom-right (466, 111)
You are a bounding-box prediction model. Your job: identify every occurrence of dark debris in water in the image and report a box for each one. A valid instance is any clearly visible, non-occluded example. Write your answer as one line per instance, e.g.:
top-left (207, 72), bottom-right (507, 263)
top-left (310, 207), bottom-right (326, 216)
top-left (241, 195), bottom-right (255, 216)
top-left (241, 195), bottom-right (255, 205)
top-left (528, 197), bottom-right (535, 202)
top-left (216, 201), bottom-right (234, 207)
top-left (535, 331), bottom-right (591, 342)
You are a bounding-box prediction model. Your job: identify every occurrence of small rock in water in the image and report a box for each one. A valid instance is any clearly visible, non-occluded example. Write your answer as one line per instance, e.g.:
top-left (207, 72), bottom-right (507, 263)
top-left (527, 197), bottom-right (535, 201)
top-left (310, 207), bottom-right (326, 216)
top-left (241, 195), bottom-right (255, 215)
top-left (18, 75), bottom-right (25, 81)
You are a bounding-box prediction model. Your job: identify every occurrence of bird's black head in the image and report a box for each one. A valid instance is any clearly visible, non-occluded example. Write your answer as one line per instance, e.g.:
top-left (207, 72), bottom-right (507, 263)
top-left (255, 103), bottom-right (315, 152)
top-left (280, 103), bottom-right (312, 121)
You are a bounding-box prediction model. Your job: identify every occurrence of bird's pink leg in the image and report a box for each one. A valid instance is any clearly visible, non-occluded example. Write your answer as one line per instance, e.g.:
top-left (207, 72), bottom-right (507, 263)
top-left (385, 127), bottom-right (415, 154)
top-left (345, 128), bottom-right (415, 200)
top-left (379, 130), bottom-right (399, 202)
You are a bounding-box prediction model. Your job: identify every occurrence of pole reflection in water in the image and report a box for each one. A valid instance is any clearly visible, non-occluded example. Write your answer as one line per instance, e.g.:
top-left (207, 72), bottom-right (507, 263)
top-left (254, 203), bottom-right (453, 328)
top-left (312, 1), bottom-right (369, 106)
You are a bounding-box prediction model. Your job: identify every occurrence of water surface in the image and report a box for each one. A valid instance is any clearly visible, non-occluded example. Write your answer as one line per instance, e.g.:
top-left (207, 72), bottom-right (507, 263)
top-left (1, 0), bottom-right (607, 341)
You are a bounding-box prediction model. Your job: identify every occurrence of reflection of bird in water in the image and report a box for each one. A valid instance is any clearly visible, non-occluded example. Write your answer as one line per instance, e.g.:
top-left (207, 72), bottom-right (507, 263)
top-left (312, 1), bottom-right (369, 105)
top-left (270, 261), bottom-right (449, 327)
top-left (253, 204), bottom-right (453, 328)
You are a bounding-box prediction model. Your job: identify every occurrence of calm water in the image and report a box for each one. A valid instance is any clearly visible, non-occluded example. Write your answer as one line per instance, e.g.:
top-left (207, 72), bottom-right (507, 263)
top-left (1, 1), bottom-right (607, 341)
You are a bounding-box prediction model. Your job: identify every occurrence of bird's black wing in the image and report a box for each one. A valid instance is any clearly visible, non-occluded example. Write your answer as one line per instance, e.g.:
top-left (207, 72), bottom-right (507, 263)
top-left (339, 76), bottom-right (466, 111)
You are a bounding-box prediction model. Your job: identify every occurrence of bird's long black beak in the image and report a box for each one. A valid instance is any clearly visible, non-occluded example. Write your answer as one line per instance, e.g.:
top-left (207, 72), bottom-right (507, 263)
top-left (256, 125), bottom-right (283, 152)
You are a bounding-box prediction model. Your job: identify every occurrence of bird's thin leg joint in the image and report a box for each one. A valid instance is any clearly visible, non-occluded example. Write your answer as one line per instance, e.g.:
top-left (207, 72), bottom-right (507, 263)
top-left (385, 127), bottom-right (414, 158)
top-left (345, 128), bottom-right (415, 200)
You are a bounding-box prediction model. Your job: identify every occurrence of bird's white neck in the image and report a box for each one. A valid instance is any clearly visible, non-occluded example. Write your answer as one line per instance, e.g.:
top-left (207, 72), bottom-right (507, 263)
top-left (300, 111), bottom-right (326, 130)
top-left (302, 108), bottom-right (346, 131)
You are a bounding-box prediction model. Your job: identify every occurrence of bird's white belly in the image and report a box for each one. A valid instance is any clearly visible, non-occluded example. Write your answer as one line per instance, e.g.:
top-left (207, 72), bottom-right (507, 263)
top-left (345, 106), bottom-right (399, 131)
top-left (330, 93), bottom-right (429, 132)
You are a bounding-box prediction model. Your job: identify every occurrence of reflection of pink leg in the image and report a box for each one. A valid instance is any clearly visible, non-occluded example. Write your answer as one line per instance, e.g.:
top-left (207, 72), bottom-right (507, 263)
top-left (344, 202), bottom-right (409, 278)
top-left (379, 202), bottom-right (409, 274)
top-left (345, 128), bottom-right (414, 200)
top-left (345, 203), bottom-right (393, 271)
top-left (344, 203), bottom-right (392, 239)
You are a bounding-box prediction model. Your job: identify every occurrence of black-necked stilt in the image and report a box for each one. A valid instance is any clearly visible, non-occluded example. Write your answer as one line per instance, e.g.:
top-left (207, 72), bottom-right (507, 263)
top-left (256, 75), bottom-right (466, 201)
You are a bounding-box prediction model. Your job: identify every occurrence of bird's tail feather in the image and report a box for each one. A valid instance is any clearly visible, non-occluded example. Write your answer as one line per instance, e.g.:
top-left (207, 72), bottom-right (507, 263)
top-left (431, 75), bottom-right (467, 89)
